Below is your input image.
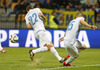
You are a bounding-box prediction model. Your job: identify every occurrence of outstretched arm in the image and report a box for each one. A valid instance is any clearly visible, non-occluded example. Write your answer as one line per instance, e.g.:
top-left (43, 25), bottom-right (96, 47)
top-left (59, 31), bottom-right (67, 42)
top-left (80, 20), bottom-right (97, 30)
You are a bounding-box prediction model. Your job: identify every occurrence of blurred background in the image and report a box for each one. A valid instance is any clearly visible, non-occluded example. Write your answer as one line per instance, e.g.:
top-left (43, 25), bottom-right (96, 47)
top-left (0, 1), bottom-right (100, 70)
top-left (0, 0), bottom-right (100, 29)
top-left (0, 0), bottom-right (100, 48)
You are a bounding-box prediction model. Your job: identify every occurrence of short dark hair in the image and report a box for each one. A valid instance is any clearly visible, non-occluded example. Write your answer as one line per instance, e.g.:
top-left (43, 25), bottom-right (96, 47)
top-left (26, 5), bottom-right (33, 11)
top-left (76, 11), bottom-right (83, 17)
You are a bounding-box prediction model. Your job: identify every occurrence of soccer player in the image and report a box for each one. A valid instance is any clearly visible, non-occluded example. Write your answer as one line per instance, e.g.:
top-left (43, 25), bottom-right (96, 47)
top-left (25, 5), bottom-right (66, 63)
top-left (59, 12), bottom-right (97, 66)
top-left (0, 43), bottom-right (7, 53)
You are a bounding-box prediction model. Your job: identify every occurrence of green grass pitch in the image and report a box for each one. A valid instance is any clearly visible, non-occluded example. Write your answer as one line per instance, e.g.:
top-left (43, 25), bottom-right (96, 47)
top-left (0, 48), bottom-right (100, 70)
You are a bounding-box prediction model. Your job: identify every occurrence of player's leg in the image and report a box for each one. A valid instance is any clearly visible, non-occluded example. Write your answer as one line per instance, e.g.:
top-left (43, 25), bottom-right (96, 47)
top-left (32, 31), bottom-right (51, 53)
top-left (30, 41), bottom-right (62, 61)
top-left (0, 44), bottom-right (3, 51)
top-left (29, 46), bottom-right (48, 60)
top-left (62, 54), bottom-right (70, 62)
top-left (63, 42), bottom-right (78, 66)
top-left (31, 46), bottom-right (48, 54)
top-left (74, 40), bottom-right (86, 52)
top-left (29, 31), bottom-right (49, 60)
top-left (29, 31), bottom-right (62, 61)
top-left (44, 42), bottom-right (63, 62)
top-left (37, 31), bottom-right (64, 62)
top-left (42, 41), bottom-right (67, 63)
top-left (0, 43), bottom-right (7, 53)
top-left (64, 41), bottom-right (86, 58)
top-left (64, 41), bottom-right (86, 59)
top-left (79, 45), bottom-right (86, 50)
top-left (63, 40), bottom-right (86, 65)
top-left (43, 31), bottom-right (64, 62)
top-left (29, 31), bottom-right (66, 62)
top-left (50, 46), bottom-right (62, 61)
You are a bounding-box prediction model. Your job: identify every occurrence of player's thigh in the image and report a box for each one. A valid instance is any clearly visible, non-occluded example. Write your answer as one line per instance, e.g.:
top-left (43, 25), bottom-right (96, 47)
top-left (74, 40), bottom-right (84, 49)
top-left (39, 31), bottom-right (51, 47)
top-left (67, 46), bottom-right (78, 57)
top-left (64, 42), bottom-right (78, 57)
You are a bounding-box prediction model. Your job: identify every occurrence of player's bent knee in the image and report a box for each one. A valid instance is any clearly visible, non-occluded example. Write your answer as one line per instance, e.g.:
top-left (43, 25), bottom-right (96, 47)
top-left (44, 46), bottom-right (50, 50)
top-left (44, 42), bottom-right (53, 51)
top-left (44, 44), bottom-right (50, 50)
top-left (82, 45), bottom-right (86, 50)
top-left (83, 45), bottom-right (86, 49)
top-left (80, 45), bottom-right (86, 50)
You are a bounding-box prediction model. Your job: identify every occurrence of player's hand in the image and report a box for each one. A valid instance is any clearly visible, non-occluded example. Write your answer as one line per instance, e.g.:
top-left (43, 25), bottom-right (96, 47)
top-left (91, 25), bottom-right (97, 30)
top-left (59, 37), bottom-right (64, 42)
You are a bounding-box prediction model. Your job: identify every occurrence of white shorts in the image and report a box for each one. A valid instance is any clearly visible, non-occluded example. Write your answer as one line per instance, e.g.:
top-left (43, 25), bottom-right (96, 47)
top-left (74, 40), bottom-right (84, 49)
top-left (35, 30), bottom-right (51, 47)
top-left (64, 40), bottom-right (84, 57)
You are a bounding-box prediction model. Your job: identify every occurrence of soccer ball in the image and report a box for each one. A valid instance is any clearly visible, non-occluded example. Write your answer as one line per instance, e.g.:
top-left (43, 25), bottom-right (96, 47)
top-left (9, 34), bottom-right (18, 43)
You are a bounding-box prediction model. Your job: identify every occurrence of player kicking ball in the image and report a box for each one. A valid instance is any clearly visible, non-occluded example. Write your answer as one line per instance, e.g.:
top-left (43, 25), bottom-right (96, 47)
top-left (25, 5), bottom-right (66, 63)
top-left (59, 12), bottom-right (97, 66)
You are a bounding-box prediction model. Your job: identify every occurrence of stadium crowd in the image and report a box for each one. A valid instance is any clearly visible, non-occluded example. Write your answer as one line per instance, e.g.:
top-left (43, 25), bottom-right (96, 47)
top-left (0, 0), bottom-right (100, 12)
top-left (0, 0), bottom-right (100, 29)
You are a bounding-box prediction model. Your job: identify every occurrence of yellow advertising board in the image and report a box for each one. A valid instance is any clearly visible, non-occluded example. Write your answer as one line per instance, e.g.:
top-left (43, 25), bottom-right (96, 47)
top-left (41, 9), bottom-right (94, 29)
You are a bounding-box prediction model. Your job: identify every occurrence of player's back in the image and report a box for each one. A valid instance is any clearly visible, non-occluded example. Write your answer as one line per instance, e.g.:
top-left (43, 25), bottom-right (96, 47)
top-left (25, 8), bottom-right (45, 34)
top-left (64, 17), bottom-right (84, 44)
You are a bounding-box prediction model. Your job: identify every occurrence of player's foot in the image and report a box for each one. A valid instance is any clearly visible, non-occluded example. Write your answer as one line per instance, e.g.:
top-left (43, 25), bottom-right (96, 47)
top-left (59, 55), bottom-right (70, 63)
top-left (1, 49), bottom-right (7, 53)
top-left (67, 54), bottom-right (70, 57)
top-left (29, 50), bottom-right (34, 61)
top-left (63, 61), bottom-right (72, 66)
top-left (59, 58), bottom-right (66, 63)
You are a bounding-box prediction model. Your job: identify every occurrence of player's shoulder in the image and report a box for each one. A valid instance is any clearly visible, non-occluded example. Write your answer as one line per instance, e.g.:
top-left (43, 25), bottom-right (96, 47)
top-left (78, 17), bottom-right (84, 19)
top-left (25, 12), bottom-right (31, 19)
top-left (25, 9), bottom-right (33, 19)
top-left (76, 17), bottom-right (84, 21)
top-left (33, 8), bottom-right (42, 14)
top-left (33, 8), bottom-right (40, 11)
top-left (35, 8), bottom-right (40, 10)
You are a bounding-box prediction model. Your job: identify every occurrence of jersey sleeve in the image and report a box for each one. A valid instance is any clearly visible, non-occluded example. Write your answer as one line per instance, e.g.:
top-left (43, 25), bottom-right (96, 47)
top-left (78, 17), bottom-right (85, 25)
top-left (79, 17), bottom-right (84, 21)
top-left (36, 8), bottom-right (42, 14)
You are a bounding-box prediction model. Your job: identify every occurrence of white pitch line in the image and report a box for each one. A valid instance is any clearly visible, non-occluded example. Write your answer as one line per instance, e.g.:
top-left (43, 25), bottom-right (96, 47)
top-left (32, 64), bottom-right (100, 70)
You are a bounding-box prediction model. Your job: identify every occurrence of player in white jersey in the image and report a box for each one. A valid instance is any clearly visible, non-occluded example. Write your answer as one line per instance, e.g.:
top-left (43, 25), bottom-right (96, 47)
top-left (25, 5), bottom-right (66, 63)
top-left (59, 12), bottom-right (97, 66)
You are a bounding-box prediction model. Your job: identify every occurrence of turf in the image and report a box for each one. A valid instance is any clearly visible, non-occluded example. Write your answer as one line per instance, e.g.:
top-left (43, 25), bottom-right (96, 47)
top-left (0, 48), bottom-right (100, 70)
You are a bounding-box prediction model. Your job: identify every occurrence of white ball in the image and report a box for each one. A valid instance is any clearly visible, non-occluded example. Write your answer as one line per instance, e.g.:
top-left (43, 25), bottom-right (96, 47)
top-left (9, 34), bottom-right (18, 43)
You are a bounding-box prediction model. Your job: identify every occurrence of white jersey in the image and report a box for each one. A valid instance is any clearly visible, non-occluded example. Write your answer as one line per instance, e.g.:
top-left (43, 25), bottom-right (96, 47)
top-left (64, 17), bottom-right (84, 44)
top-left (25, 8), bottom-right (45, 34)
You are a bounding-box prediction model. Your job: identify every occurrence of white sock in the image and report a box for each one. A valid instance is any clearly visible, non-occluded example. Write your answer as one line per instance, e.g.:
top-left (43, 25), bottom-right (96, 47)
top-left (0, 44), bottom-right (3, 51)
top-left (50, 47), bottom-right (62, 61)
top-left (32, 47), bottom-right (48, 54)
top-left (65, 56), bottom-right (76, 64)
